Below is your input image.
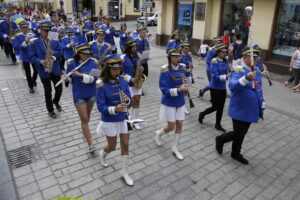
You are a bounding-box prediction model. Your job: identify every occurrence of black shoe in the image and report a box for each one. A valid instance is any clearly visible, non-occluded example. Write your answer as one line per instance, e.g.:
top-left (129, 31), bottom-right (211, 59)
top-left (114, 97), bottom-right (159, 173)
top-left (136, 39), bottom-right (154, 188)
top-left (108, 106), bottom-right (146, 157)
top-left (215, 124), bottom-right (226, 133)
top-left (215, 136), bottom-right (223, 155)
top-left (48, 111), bottom-right (57, 119)
top-left (199, 89), bottom-right (204, 97)
top-left (198, 112), bottom-right (204, 124)
top-left (29, 88), bottom-right (34, 93)
top-left (54, 103), bottom-right (62, 112)
top-left (12, 61), bottom-right (17, 65)
top-left (142, 91), bottom-right (145, 96)
top-left (33, 82), bottom-right (37, 87)
top-left (231, 154), bottom-right (249, 165)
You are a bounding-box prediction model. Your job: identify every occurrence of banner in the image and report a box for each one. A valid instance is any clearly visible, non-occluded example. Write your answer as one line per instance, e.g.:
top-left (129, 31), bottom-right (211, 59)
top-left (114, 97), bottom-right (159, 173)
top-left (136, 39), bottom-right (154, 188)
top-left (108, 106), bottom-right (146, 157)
top-left (178, 3), bottom-right (193, 26)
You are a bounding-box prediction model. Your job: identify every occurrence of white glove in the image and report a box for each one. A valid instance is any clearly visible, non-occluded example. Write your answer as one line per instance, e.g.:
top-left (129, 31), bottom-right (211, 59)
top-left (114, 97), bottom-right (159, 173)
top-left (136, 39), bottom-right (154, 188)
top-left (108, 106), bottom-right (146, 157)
top-left (22, 41), bottom-right (28, 47)
top-left (3, 34), bottom-right (8, 38)
top-left (66, 44), bottom-right (71, 48)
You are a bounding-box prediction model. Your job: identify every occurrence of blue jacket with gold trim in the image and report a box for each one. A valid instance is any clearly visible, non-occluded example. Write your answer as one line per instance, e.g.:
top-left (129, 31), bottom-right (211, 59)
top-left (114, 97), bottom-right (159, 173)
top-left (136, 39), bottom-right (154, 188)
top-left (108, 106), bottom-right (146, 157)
top-left (209, 58), bottom-right (230, 90)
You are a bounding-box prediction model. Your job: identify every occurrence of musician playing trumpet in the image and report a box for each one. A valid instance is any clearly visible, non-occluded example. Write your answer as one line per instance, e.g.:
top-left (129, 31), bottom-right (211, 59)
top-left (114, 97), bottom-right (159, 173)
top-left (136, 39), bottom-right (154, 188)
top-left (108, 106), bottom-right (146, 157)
top-left (122, 38), bottom-right (144, 130)
top-left (12, 20), bottom-right (38, 93)
top-left (29, 21), bottom-right (63, 118)
top-left (96, 54), bottom-right (133, 186)
top-left (100, 15), bottom-right (119, 54)
top-left (65, 44), bottom-right (99, 153)
top-left (155, 46), bottom-right (188, 160)
top-left (89, 28), bottom-right (112, 61)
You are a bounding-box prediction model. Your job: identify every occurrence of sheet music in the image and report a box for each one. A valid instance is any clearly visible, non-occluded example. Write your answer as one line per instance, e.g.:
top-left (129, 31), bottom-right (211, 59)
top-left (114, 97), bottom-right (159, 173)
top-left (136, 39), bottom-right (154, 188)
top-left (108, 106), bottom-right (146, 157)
top-left (142, 50), bottom-right (150, 59)
top-left (89, 69), bottom-right (101, 77)
top-left (48, 31), bottom-right (59, 41)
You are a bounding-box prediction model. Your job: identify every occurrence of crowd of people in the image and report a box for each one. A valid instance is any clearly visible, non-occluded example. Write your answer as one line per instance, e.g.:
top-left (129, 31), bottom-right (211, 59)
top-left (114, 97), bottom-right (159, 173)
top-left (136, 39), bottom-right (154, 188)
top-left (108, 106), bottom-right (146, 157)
top-left (0, 6), bottom-right (283, 187)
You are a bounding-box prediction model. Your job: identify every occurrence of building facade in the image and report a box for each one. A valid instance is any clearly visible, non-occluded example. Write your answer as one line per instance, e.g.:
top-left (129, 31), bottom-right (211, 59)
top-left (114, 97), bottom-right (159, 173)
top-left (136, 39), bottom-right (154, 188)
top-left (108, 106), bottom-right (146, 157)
top-left (156, 0), bottom-right (300, 74)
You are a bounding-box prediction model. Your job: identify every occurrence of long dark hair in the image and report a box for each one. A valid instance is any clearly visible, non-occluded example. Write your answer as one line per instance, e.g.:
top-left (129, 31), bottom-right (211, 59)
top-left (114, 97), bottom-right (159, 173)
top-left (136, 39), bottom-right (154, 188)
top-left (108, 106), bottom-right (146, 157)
top-left (213, 50), bottom-right (227, 62)
top-left (100, 65), bottom-right (123, 83)
top-left (167, 56), bottom-right (177, 81)
top-left (73, 52), bottom-right (91, 63)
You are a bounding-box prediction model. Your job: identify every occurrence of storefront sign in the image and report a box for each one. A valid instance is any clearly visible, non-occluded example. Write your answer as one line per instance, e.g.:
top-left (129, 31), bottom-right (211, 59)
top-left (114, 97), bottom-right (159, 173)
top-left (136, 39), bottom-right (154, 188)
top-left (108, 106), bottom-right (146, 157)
top-left (178, 2), bottom-right (193, 26)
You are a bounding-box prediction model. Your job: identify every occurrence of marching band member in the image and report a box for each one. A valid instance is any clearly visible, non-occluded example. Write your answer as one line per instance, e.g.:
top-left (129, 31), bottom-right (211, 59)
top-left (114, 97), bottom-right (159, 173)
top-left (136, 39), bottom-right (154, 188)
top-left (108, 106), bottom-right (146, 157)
top-left (155, 46), bottom-right (188, 160)
top-left (29, 21), bottom-right (63, 118)
top-left (89, 28), bottom-right (112, 61)
top-left (199, 36), bottom-right (222, 97)
top-left (215, 45), bottom-right (265, 165)
top-left (179, 41), bottom-right (193, 115)
top-left (122, 38), bottom-right (144, 130)
top-left (31, 14), bottom-right (40, 37)
top-left (84, 17), bottom-right (94, 42)
top-left (136, 26), bottom-right (150, 78)
top-left (96, 54), bottom-right (133, 186)
top-left (73, 22), bottom-right (87, 45)
top-left (94, 17), bottom-right (103, 29)
top-left (0, 10), bottom-right (18, 64)
top-left (198, 43), bottom-right (230, 133)
top-left (101, 15), bottom-right (119, 54)
top-left (119, 22), bottom-right (129, 53)
top-left (12, 21), bottom-right (37, 93)
top-left (65, 43), bottom-right (99, 153)
top-left (166, 30), bottom-right (181, 54)
top-left (61, 27), bottom-right (78, 71)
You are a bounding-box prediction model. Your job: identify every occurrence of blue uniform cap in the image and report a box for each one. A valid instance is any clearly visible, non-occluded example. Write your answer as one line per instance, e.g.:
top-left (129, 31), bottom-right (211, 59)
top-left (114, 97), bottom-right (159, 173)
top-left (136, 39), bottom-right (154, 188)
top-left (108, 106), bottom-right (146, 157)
top-left (103, 54), bottom-right (123, 67)
top-left (39, 21), bottom-right (52, 31)
top-left (95, 28), bottom-right (105, 35)
top-left (76, 43), bottom-right (92, 54)
top-left (19, 20), bottom-right (29, 28)
top-left (215, 43), bottom-right (228, 51)
top-left (65, 27), bottom-right (73, 33)
top-left (125, 37), bottom-right (137, 47)
top-left (138, 25), bottom-right (147, 32)
top-left (213, 36), bottom-right (222, 42)
top-left (181, 40), bottom-right (190, 48)
top-left (242, 45), bottom-right (260, 56)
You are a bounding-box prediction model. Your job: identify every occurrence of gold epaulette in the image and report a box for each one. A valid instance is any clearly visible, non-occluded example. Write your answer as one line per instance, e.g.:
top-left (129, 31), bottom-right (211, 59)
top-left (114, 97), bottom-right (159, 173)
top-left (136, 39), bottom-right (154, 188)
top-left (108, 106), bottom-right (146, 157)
top-left (29, 38), bottom-right (38, 45)
top-left (66, 59), bottom-right (74, 66)
top-left (96, 79), bottom-right (104, 88)
top-left (211, 58), bottom-right (217, 64)
top-left (232, 65), bottom-right (245, 73)
top-left (160, 64), bottom-right (169, 73)
top-left (121, 74), bottom-right (131, 82)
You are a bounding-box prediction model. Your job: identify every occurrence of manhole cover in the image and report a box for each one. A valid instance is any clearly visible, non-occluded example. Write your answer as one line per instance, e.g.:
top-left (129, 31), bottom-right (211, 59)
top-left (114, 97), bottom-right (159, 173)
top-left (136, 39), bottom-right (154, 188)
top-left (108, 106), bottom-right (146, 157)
top-left (8, 145), bottom-right (41, 169)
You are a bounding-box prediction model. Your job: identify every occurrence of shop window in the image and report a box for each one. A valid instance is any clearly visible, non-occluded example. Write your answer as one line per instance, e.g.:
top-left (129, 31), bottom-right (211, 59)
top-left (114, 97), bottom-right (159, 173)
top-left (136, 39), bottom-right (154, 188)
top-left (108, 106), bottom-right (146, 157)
top-left (271, 0), bottom-right (300, 62)
top-left (134, 0), bottom-right (140, 12)
top-left (221, 0), bottom-right (253, 44)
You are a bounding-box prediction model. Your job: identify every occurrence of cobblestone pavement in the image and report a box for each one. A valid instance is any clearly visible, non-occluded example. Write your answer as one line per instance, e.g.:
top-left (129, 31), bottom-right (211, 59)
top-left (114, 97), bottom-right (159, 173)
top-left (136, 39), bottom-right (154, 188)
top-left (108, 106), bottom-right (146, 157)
top-left (1, 31), bottom-right (300, 200)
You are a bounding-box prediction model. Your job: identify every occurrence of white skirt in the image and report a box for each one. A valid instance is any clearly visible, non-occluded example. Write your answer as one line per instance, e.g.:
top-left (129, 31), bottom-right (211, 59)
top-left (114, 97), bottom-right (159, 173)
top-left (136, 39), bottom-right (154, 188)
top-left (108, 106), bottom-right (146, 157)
top-left (96, 121), bottom-right (128, 137)
top-left (129, 87), bottom-right (142, 97)
top-left (159, 104), bottom-right (185, 122)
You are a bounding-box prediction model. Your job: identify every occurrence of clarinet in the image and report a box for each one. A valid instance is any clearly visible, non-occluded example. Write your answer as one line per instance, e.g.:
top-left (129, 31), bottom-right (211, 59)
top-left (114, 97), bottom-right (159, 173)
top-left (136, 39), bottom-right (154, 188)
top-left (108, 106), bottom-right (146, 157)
top-left (180, 66), bottom-right (195, 108)
top-left (116, 76), bottom-right (133, 131)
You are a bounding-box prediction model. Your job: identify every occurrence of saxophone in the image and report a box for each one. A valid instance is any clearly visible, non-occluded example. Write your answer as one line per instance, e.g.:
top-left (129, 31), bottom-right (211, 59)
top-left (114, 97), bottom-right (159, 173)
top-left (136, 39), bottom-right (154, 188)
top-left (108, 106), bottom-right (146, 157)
top-left (8, 19), bottom-right (16, 40)
top-left (133, 54), bottom-right (146, 89)
top-left (44, 40), bottom-right (56, 73)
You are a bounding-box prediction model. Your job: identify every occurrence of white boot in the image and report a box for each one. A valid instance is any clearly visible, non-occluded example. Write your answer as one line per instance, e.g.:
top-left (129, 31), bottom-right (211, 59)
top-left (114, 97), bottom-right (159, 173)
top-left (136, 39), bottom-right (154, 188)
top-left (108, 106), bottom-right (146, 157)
top-left (184, 106), bottom-right (190, 115)
top-left (99, 150), bottom-right (109, 167)
top-left (155, 129), bottom-right (167, 146)
top-left (121, 155), bottom-right (133, 186)
top-left (128, 108), bottom-right (133, 121)
top-left (172, 134), bottom-right (184, 160)
top-left (133, 108), bottom-right (141, 130)
top-left (184, 97), bottom-right (190, 115)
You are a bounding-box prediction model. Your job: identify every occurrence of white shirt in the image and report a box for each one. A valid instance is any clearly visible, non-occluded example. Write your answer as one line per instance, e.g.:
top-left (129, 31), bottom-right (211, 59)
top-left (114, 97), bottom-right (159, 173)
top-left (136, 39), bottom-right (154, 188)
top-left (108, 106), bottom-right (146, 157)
top-left (200, 44), bottom-right (208, 54)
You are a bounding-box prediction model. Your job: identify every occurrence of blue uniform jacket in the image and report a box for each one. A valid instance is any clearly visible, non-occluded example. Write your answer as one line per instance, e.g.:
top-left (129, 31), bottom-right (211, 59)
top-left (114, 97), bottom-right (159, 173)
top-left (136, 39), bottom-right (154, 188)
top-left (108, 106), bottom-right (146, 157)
top-left (122, 55), bottom-right (139, 87)
top-left (12, 33), bottom-right (31, 62)
top-left (0, 20), bottom-right (18, 43)
top-left (101, 24), bottom-right (119, 46)
top-left (89, 41), bottom-right (112, 60)
top-left (119, 32), bottom-right (127, 53)
top-left (179, 53), bottom-right (192, 77)
top-left (132, 31), bottom-right (139, 39)
top-left (66, 58), bottom-right (98, 99)
top-left (136, 37), bottom-right (149, 54)
top-left (228, 66), bottom-right (265, 123)
top-left (61, 36), bottom-right (78, 59)
top-left (31, 21), bottom-right (40, 37)
top-left (209, 58), bottom-right (230, 90)
top-left (84, 21), bottom-right (94, 31)
top-left (166, 39), bottom-right (181, 54)
top-left (73, 27), bottom-right (87, 44)
top-left (159, 64), bottom-right (186, 108)
top-left (29, 37), bottom-right (62, 78)
top-left (96, 77), bottom-right (131, 122)
top-left (206, 47), bottom-right (216, 71)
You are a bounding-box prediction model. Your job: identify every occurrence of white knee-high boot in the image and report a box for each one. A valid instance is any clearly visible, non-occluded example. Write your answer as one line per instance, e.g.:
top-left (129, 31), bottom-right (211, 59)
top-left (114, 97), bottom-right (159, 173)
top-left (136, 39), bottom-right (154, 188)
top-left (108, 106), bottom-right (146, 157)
top-left (121, 155), bottom-right (133, 186)
top-left (184, 96), bottom-right (190, 115)
top-left (133, 108), bottom-right (141, 130)
top-left (99, 150), bottom-right (109, 167)
top-left (155, 128), bottom-right (167, 146)
top-left (172, 133), bottom-right (183, 160)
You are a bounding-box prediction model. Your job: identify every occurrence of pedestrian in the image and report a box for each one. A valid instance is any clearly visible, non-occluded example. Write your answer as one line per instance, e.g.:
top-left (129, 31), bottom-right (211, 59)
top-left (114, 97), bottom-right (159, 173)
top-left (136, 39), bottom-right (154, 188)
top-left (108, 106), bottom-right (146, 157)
top-left (199, 36), bottom-right (222, 97)
top-left (99, 6), bottom-right (103, 17)
top-left (285, 44), bottom-right (300, 88)
top-left (96, 54), bottom-right (133, 186)
top-left (222, 30), bottom-right (231, 48)
top-left (29, 21), bottom-right (63, 118)
top-left (155, 45), bottom-right (188, 160)
top-left (198, 43), bottom-right (230, 133)
top-left (229, 32), bottom-right (244, 68)
top-left (215, 45), bottom-right (266, 165)
top-left (198, 40), bottom-right (208, 63)
top-left (64, 44), bottom-right (99, 153)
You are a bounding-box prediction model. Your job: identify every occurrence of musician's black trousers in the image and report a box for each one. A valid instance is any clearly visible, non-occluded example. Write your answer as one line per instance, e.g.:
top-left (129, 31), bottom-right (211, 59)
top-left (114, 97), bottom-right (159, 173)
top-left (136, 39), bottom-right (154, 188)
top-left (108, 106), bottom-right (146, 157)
top-left (218, 119), bottom-right (251, 156)
top-left (40, 74), bottom-right (63, 113)
top-left (200, 89), bottom-right (226, 125)
top-left (4, 42), bottom-right (16, 62)
top-left (59, 57), bottom-right (65, 72)
top-left (23, 62), bottom-right (38, 89)
top-left (142, 61), bottom-right (149, 77)
top-left (0, 38), bottom-right (4, 49)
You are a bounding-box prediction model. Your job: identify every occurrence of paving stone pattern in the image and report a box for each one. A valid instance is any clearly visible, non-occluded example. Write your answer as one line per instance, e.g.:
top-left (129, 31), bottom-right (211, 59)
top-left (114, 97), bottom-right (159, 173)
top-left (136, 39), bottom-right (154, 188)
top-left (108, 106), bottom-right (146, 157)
top-left (0, 43), bottom-right (300, 200)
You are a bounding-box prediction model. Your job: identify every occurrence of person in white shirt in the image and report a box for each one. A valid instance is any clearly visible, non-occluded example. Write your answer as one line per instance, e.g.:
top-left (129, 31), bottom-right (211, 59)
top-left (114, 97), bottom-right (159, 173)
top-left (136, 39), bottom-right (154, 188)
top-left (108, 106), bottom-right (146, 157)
top-left (198, 40), bottom-right (208, 63)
